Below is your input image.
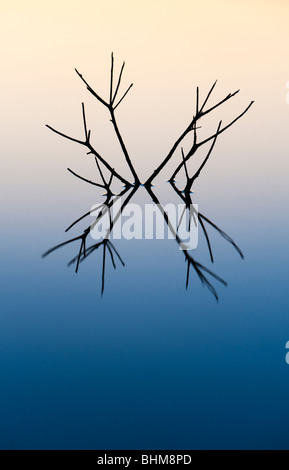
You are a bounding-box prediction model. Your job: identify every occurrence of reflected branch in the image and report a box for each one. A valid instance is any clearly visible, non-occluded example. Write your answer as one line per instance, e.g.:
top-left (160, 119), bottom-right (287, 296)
top-left (44, 54), bottom-right (251, 300)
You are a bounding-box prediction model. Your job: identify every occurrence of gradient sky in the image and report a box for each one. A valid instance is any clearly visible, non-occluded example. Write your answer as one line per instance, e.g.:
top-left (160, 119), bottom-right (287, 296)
top-left (1, 0), bottom-right (289, 450)
top-left (1, 0), bottom-right (289, 189)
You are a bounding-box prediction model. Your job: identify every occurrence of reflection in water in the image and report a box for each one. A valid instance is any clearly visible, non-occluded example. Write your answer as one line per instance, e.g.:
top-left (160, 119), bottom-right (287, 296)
top-left (43, 54), bottom-right (253, 300)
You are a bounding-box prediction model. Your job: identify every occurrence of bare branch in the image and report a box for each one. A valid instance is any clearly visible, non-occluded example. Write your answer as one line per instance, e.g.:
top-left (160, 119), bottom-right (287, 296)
top-left (171, 98), bottom-right (253, 183)
top-left (108, 170), bottom-right (114, 187)
top-left (112, 62), bottom-right (125, 104)
top-left (46, 124), bottom-right (84, 145)
top-left (46, 122), bottom-right (131, 186)
top-left (110, 52), bottom-right (114, 104)
top-left (75, 68), bottom-right (109, 108)
top-left (145, 184), bottom-right (226, 301)
top-left (82, 102), bottom-right (88, 140)
top-left (101, 243), bottom-right (106, 295)
top-left (196, 87), bottom-right (199, 115)
top-left (199, 213), bottom-right (244, 259)
top-left (75, 239), bottom-right (84, 273)
top-left (198, 101), bottom-right (254, 147)
top-left (107, 242), bottom-right (116, 269)
top-left (181, 147), bottom-right (189, 180)
top-left (109, 106), bottom-right (140, 185)
top-left (145, 83), bottom-right (247, 186)
top-left (42, 234), bottom-right (83, 258)
top-left (201, 89), bottom-right (240, 117)
top-left (65, 209), bottom-right (93, 233)
top-left (44, 56), bottom-right (250, 299)
top-left (67, 168), bottom-right (106, 189)
top-left (186, 120), bottom-right (222, 187)
top-left (199, 80), bottom-right (217, 112)
top-left (198, 216), bottom-right (214, 263)
top-left (145, 123), bottom-right (193, 186)
top-left (75, 61), bottom-right (139, 185)
top-left (108, 241), bottom-right (125, 266)
top-left (113, 83), bottom-right (134, 110)
top-left (93, 156), bottom-right (107, 188)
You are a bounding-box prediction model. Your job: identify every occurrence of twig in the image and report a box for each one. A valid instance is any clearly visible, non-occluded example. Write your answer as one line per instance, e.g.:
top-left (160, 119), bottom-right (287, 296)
top-left (112, 62), bottom-right (125, 104)
top-left (113, 83), bottom-right (134, 110)
top-left (67, 168), bottom-right (106, 189)
top-left (75, 68), bottom-right (109, 108)
top-left (145, 83), bottom-right (250, 186)
top-left (46, 123), bottom-right (131, 187)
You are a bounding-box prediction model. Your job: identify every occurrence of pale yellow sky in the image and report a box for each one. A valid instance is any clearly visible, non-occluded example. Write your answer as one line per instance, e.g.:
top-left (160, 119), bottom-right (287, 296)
top-left (1, 0), bottom-right (289, 205)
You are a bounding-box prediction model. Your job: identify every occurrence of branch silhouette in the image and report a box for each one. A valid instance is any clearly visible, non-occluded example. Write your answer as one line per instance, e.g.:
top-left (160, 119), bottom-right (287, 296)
top-left (44, 54), bottom-right (252, 299)
top-left (43, 185), bottom-right (137, 294)
top-left (145, 82), bottom-right (253, 187)
top-left (75, 53), bottom-right (139, 185)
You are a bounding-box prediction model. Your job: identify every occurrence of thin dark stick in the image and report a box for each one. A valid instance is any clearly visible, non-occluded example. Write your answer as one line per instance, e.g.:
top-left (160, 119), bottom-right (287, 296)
top-left (65, 205), bottom-right (103, 233)
top-left (169, 178), bottom-right (244, 261)
top-left (67, 168), bottom-right (106, 189)
top-left (66, 210), bottom-right (92, 232)
top-left (186, 259), bottom-right (190, 289)
top-left (199, 80), bottom-right (217, 112)
top-left (145, 84), bottom-right (247, 186)
top-left (198, 216), bottom-right (214, 263)
top-left (110, 53), bottom-right (114, 104)
top-left (66, 182), bottom-right (120, 234)
top-left (195, 261), bottom-right (227, 286)
top-left (46, 123), bottom-right (131, 186)
top-left (113, 83), bottom-right (133, 110)
top-left (201, 90), bottom-right (239, 117)
top-left (75, 65), bottom-right (139, 185)
top-left (193, 121), bottom-right (198, 147)
top-left (42, 234), bottom-right (84, 258)
top-left (46, 125), bottom-right (84, 145)
top-left (185, 120), bottom-right (222, 188)
top-left (181, 147), bottom-right (189, 180)
top-left (44, 58), bottom-right (250, 299)
top-left (75, 69), bottom-right (109, 108)
top-left (88, 142), bottom-right (131, 187)
top-left (63, 187), bottom-right (134, 286)
top-left (94, 156), bottom-right (107, 188)
top-left (199, 214), bottom-right (244, 259)
top-left (108, 171), bottom-right (114, 187)
top-left (107, 243), bottom-right (116, 269)
top-left (101, 243), bottom-right (106, 295)
top-left (82, 102), bottom-right (88, 140)
top-left (145, 123), bottom-right (192, 186)
top-left (145, 185), bottom-right (226, 300)
top-left (75, 239), bottom-right (84, 273)
top-left (198, 101), bottom-right (254, 147)
top-left (171, 99), bottom-right (253, 182)
top-left (177, 205), bottom-right (186, 231)
top-left (109, 107), bottom-right (140, 184)
top-left (108, 241), bottom-right (125, 266)
top-left (112, 62), bottom-right (125, 104)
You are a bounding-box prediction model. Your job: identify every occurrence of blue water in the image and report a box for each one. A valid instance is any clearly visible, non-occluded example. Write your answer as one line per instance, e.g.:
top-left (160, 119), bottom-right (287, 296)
top-left (1, 182), bottom-right (289, 450)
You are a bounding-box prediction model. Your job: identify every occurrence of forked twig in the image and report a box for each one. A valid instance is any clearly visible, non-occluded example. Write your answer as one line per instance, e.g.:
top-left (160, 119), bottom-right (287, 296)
top-left (44, 54), bottom-right (252, 299)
